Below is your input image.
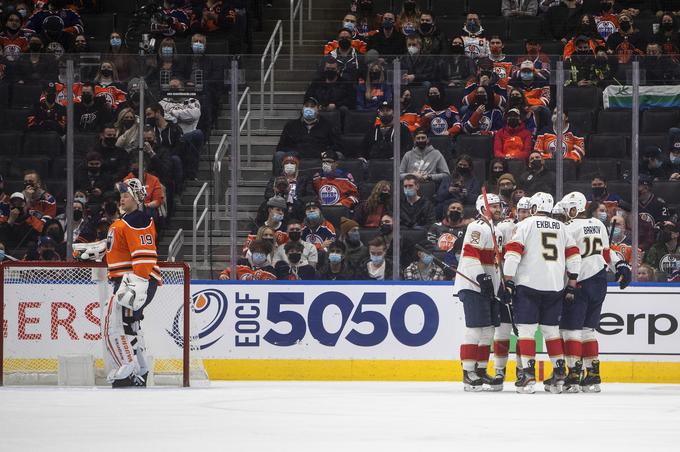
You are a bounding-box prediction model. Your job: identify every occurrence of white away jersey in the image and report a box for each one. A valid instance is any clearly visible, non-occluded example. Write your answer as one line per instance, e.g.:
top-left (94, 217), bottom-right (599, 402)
top-left (565, 218), bottom-right (620, 282)
top-left (503, 216), bottom-right (581, 291)
top-left (454, 219), bottom-right (501, 294)
top-left (496, 219), bottom-right (516, 251)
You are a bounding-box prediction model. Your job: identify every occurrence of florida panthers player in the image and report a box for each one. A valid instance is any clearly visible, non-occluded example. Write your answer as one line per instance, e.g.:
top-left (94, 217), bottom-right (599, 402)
top-left (558, 192), bottom-right (631, 392)
top-left (454, 194), bottom-right (503, 391)
top-left (502, 192), bottom-right (582, 394)
top-left (75, 179), bottom-right (160, 387)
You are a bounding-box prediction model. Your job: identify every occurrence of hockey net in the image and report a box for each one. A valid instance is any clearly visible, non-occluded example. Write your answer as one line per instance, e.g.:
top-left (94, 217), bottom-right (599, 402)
top-left (0, 261), bottom-right (207, 386)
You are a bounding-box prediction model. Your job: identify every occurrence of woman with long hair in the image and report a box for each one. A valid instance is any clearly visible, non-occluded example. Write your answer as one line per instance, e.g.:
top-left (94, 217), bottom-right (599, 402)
top-left (354, 180), bottom-right (392, 227)
top-left (114, 107), bottom-right (140, 152)
top-left (94, 60), bottom-right (122, 88)
top-left (356, 62), bottom-right (393, 111)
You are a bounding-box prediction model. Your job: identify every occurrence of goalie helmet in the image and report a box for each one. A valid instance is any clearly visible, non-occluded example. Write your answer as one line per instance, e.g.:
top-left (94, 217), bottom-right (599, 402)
top-left (476, 193), bottom-right (501, 215)
top-left (116, 178), bottom-right (147, 206)
top-left (530, 192), bottom-right (553, 214)
top-left (516, 196), bottom-right (532, 210)
top-left (561, 191), bottom-right (587, 218)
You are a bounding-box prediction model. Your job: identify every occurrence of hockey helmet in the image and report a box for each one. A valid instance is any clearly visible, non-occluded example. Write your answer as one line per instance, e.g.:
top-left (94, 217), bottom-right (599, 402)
top-left (552, 201), bottom-right (566, 216)
top-left (529, 192), bottom-right (553, 214)
top-left (116, 178), bottom-right (147, 205)
top-left (476, 193), bottom-right (501, 215)
top-left (561, 191), bottom-right (587, 218)
top-left (516, 196), bottom-right (532, 211)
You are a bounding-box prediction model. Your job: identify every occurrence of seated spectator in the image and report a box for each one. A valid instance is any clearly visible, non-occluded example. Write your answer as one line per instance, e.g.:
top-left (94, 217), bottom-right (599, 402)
top-left (356, 61), bottom-right (392, 111)
top-left (518, 151), bottom-right (556, 195)
top-left (497, 173), bottom-right (519, 208)
top-left (26, 0), bottom-right (83, 37)
top-left (419, 85), bottom-right (461, 137)
top-left (25, 235), bottom-right (61, 261)
top-left (638, 175), bottom-right (668, 224)
top-left (402, 34), bottom-right (438, 88)
top-left (636, 263), bottom-right (656, 282)
top-left (399, 88), bottom-right (421, 133)
top-left (586, 200), bottom-right (610, 225)
top-left (594, 0), bottom-right (620, 41)
top-left (273, 219), bottom-right (318, 268)
top-left (301, 200), bottom-right (337, 251)
top-left (461, 12), bottom-right (490, 58)
top-left (75, 151), bottom-right (114, 202)
top-left (440, 36), bottom-right (476, 87)
top-left (669, 128), bottom-right (680, 180)
top-left (566, 38), bottom-right (606, 86)
top-left (125, 158), bottom-right (165, 221)
top-left (318, 241), bottom-right (356, 280)
top-left (563, 15), bottom-right (604, 58)
top-left (275, 96), bottom-right (341, 173)
top-left (362, 102), bottom-right (413, 160)
top-left (326, 27), bottom-right (364, 82)
top-left (494, 108), bottom-right (533, 160)
top-left (485, 158), bottom-right (511, 194)
top-left (23, 169), bottom-right (56, 230)
top-left (324, 14), bottom-right (368, 55)
top-left (403, 241), bottom-right (445, 281)
top-left (607, 12), bottom-right (646, 63)
top-left (0, 191), bottom-right (38, 248)
top-left (400, 174), bottom-right (436, 229)
top-left (338, 216), bottom-right (369, 267)
top-left (148, 37), bottom-right (188, 91)
top-left (265, 156), bottom-right (309, 208)
top-left (104, 32), bottom-right (139, 82)
top-left (446, 155), bottom-right (481, 207)
top-left (57, 199), bottom-right (94, 245)
top-left (643, 42), bottom-right (680, 85)
top-left (251, 195), bottom-right (288, 236)
top-left (307, 58), bottom-right (357, 112)
top-left (219, 239), bottom-right (277, 280)
top-left (398, 0), bottom-right (420, 36)
top-left (514, 38), bottom-right (551, 73)
top-left (96, 123), bottom-right (129, 182)
top-left (534, 110), bottom-right (585, 162)
top-left (428, 200), bottom-right (468, 256)
top-left (643, 220), bottom-right (680, 271)
top-left (652, 12), bottom-right (680, 56)
top-left (312, 150), bottom-right (359, 209)
top-left (27, 82), bottom-right (66, 135)
top-left (275, 241), bottom-right (317, 280)
top-left (503, 0), bottom-right (538, 17)
top-left (94, 60), bottom-right (123, 90)
top-left (115, 107), bottom-right (141, 153)
top-left (142, 126), bottom-right (182, 208)
top-left (511, 59), bottom-right (550, 112)
top-left (418, 9), bottom-right (446, 55)
top-left (488, 35), bottom-right (513, 70)
top-left (400, 129), bottom-right (450, 185)
top-left (1, 12), bottom-right (30, 64)
top-left (356, 236), bottom-right (393, 280)
top-left (193, 0), bottom-right (226, 34)
top-left (366, 11), bottom-right (406, 56)
top-left (353, 1), bottom-right (380, 40)
top-left (459, 85), bottom-right (504, 134)
top-left (507, 87), bottom-right (538, 135)
top-left (74, 82), bottom-right (113, 132)
top-left (243, 225), bottom-right (281, 262)
top-left (354, 180), bottom-right (391, 227)
top-left (378, 212), bottom-right (415, 265)
top-left (14, 36), bottom-right (58, 84)
top-left (640, 145), bottom-right (670, 181)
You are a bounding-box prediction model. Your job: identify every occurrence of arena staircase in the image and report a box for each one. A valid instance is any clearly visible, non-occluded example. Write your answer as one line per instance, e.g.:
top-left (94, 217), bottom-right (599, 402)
top-left (159, 1), bottom-right (348, 278)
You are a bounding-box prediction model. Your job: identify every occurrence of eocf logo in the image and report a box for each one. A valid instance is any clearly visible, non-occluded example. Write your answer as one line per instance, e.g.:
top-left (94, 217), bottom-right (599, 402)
top-left (167, 289), bottom-right (228, 349)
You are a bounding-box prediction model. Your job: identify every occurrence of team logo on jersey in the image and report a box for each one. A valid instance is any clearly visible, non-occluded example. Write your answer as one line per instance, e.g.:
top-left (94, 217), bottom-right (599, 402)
top-left (430, 116), bottom-right (449, 135)
top-left (493, 66), bottom-right (508, 79)
top-left (548, 138), bottom-right (568, 156)
top-left (596, 20), bottom-right (616, 40)
top-left (167, 289), bottom-right (228, 349)
top-left (659, 254), bottom-right (680, 275)
top-left (478, 115), bottom-right (491, 131)
top-left (319, 184), bottom-right (340, 205)
top-left (2, 44), bottom-right (22, 62)
top-left (470, 231), bottom-right (481, 244)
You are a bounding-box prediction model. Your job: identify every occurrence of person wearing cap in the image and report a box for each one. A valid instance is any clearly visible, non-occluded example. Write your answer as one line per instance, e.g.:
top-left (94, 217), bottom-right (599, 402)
top-left (494, 107), bottom-right (533, 160)
top-left (640, 145), bottom-right (670, 181)
top-left (638, 174), bottom-right (668, 225)
top-left (0, 191), bottom-right (36, 248)
top-left (399, 128), bottom-right (450, 186)
top-left (668, 127), bottom-right (680, 180)
top-left (275, 96), bottom-right (342, 174)
top-left (496, 173), bottom-right (517, 206)
top-left (361, 102), bottom-right (412, 160)
top-left (305, 57), bottom-right (356, 112)
top-left (534, 109), bottom-right (585, 163)
top-left (403, 240), bottom-right (445, 281)
top-left (272, 219), bottom-right (318, 268)
top-left (262, 172), bottom-right (307, 225)
top-left (318, 240), bottom-right (356, 280)
top-left (301, 200), bottom-right (337, 251)
top-left (251, 195), bottom-right (288, 236)
top-left (518, 151), bottom-right (556, 196)
top-left (312, 150), bottom-right (359, 209)
top-left (510, 59), bottom-right (550, 109)
top-left (643, 220), bottom-right (680, 272)
top-left (27, 81), bottom-right (66, 135)
top-left (338, 216), bottom-right (369, 268)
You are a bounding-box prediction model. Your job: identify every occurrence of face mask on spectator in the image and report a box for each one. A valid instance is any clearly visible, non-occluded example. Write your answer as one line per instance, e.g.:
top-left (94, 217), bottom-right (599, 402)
top-left (420, 22), bottom-right (433, 34)
top-left (271, 213), bottom-right (284, 222)
top-left (288, 252), bottom-right (302, 264)
top-left (343, 21), bottom-right (355, 31)
top-left (507, 117), bottom-right (520, 128)
top-left (407, 45), bottom-right (419, 55)
top-left (302, 107), bottom-right (317, 121)
top-left (380, 223), bottom-right (393, 235)
top-left (46, 228), bottom-right (62, 242)
top-left (500, 187), bottom-right (513, 197)
top-left (110, 37), bottom-right (122, 48)
top-left (476, 95), bottom-right (487, 105)
top-left (322, 162), bottom-right (333, 174)
top-left (17, 8), bottom-right (28, 17)
top-left (448, 210), bottom-right (462, 223)
top-left (338, 37), bottom-right (352, 51)
top-left (75, 196), bottom-right (87, 204)
top-left (288, 231), bottom-right (301, 241)
top-left (509, 95), bottom-right (523, 107)
top-left (597, 211), bottom-right (608, 223)
top-left (29, 41), bottom-right (42, 52)
top-left (451, 43), bottom-right (464, 54)
top-left (252, 252), bottom-right (267, 266)
top-left (466, 20), bottom-right (480, 33)
top-left (382, 19), bottom-right (394, 30)
top-left (146, 117), bottom-right (158, 127)
top-left (620, 21), bottom-right (631, 32)
top-left (591, 186), bottom-right (605, 198)
top-left (421, 253), bottom-right (434, 265)
top-left (192, 42), bottom-right (205, 54)
top-left (403, 23), bottom-right (415, 34)
top-left (529, 159), bottom-right (543, 170)
top-left (324, 68), bottom-right (338, 80)
top-left (370, 254), bottom-right (384, 265)
top-left (283, 163), bottom-right (296, 175)
top-left (347, 230), bottom-right (361, 243)
top-left (81, 92), bottom-right (93, 103)
top-left (600, 1), bottom-right (612, 11)
top-left (670, 154), bottom-right (680, 165)
top-left (379, 113), bottom-right (393, 125)
top-left (329, 252), bottom-right (342, 264)
top-left (103, 136), bottom-right (117, 147)
top-left (46, 93), bottom-right (56, 104)
top-left (122, 119), bottom-right (135, 129)
top-left (369, 69), bottom-right (381, 82)
top-left (520, 71), bottom-right (533, 81)
top-left (73, 210), bottom-right (83, 221)
top-left (161, 46), bottom-right (173, 57)
top-left (100, 68), bottom-right (113, 77)
top-left (662, 22), bottom-right (674, 32)
top-left (611, 227), bottom-right (624, 241)
top-left (306, 209), bottom-right (320, 221)
top-left (404, 186), bottom-right (417, 196)
top-left (457, 165), bottom-right (470, 175)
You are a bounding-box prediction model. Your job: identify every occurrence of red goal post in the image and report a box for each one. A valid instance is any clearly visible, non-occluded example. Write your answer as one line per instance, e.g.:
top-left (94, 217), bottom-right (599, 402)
top-left (0, 261), bottom-right (203, 387)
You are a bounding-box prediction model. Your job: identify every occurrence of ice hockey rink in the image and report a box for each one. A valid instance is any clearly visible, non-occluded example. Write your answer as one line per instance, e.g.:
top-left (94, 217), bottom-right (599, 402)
top-left (1, 381), bottom-right (679, 452)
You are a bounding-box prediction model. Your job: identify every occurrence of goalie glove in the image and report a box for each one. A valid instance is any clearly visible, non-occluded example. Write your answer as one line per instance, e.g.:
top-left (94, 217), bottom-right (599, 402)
top-left (73, 240), bottom-right (107, 261)
top-left (115, 273), bottom-right (149, 311)
top-left (615, 261), bottom-right (632, 290)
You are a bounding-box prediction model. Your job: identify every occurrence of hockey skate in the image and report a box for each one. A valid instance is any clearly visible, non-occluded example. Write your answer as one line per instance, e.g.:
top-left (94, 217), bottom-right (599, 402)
top-left (563, 361), bottom-right (583, 393)
top-left (543, 359), bottom-right (567, 394)
top-left (580, 360), bottom-right (602, 393)
top-left (515, 360), bottom-right (536, 394)
top-left (111, 372), bottom-right (147, 389)
top-left (463, 370), bottom-right (483, 392)
top-left (475, 366), bottom-right (504, 392)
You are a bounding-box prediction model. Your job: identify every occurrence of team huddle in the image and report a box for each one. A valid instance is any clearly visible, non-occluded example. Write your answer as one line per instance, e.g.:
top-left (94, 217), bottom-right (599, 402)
top-left (454, 190), bottom-right (632, 394)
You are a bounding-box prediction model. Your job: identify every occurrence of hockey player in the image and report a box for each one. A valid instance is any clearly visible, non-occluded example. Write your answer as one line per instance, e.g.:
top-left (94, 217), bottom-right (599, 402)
top-left (492, 196), bottom-right (532, 388)
top-left (502, 192), bottom-right (582, 394)
top-left (454, 194), bottom-right (503, 391)
top-left (559, 191), bottom-right (632, 392)
top-left (75, 179), bottom-right (160, 388)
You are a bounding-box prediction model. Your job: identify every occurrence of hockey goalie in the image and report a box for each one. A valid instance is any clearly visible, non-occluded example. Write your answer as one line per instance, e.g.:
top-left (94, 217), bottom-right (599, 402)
top-left (74, 178), bottom-right (161, 388)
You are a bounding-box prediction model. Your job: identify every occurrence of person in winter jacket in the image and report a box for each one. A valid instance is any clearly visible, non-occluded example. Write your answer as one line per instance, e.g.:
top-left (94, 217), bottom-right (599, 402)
top-left (399, 129), bottom-right (450, 185)
top-left (494, 108), bottom-right (533, 160)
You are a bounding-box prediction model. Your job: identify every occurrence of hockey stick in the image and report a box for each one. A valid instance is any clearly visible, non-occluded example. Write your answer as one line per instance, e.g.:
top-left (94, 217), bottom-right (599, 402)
top-left (414, 243), bottom-right (481, 288)
top-left (481, 186), bottom-right (519, 336)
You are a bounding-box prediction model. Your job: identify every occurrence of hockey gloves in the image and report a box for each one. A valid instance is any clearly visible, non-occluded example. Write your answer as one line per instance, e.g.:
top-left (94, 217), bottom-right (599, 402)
top-left (476, 273), bottom-right (495, 299)
top-left (564, 285), bottom-right (576, 302)
top-left (615, 261), bottom-right (632, 289)
top-left (499, 280), bottom-right (516, 305)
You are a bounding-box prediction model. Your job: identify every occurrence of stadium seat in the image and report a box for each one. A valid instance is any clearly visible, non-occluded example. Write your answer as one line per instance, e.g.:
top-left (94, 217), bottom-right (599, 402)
top-left (544, 159), bottom-right (578, 181)
top-left (419, 181), bottom-right (436, 200)
top-left (564, 86), bottom-right (601, 111)
top-left (453, 134), bottom-right (493, 160)
top-left (344, 111), bottom-right (377, 135)
top-left (10, 156), bottom-right (49, 179)
top-left (444, 87), bottom-right (465, 108)
top-left (0, 108), bottom-right (29, 130)
top-left (480, 16), bottom-right (508, 39)
top-left (52, 156), bottom-right (67, 178)
top-left (337, 159), bottom-right (365, 183)
top-left (567, 110), bottom-right (594, 134)
top-left (578, 158), bottom-right (622, 181)
top-left (321, 205), bottom-right (351, 231)
top-left (607, 181), bottom-right (632, 203)
top-left (641, 109), bottom-right (680, 134)
top-left (401, 228), bottom-right (428, 248)
top-left (45, 179), bottom-right (67, 202)
top-left (428, 136), bottom-right (453, 154)
top-left (464, 204), bottom-right (477, 218)
top-left (81, 14), bottom-right (117, 39)
top-left (539, 41), bottom-right (565, 58)
top-left (319, 110), bottom-right (341, 129)
top-left (409, 86), bottom-right (428, 111)
top-left (74, 132), bottom-right (100, 155)
top-left (23, 132), bottom-right (63, 156)
top-left (340, 135), bottom-right (365, 159)
top-left (0, 83), bottom-right (9, 109)
top-left (597, 110), bottom-right (632, 134)
top-left (653, 181), bottom-right (680, 204)
top-left (298, 159), bottom-right (319, 171)
top-left (11, 84), bottom-right (43, 109)
top-left (359, 182), bottom-right (375, 200)
top-left (471, 158), bottom-right (486, 183)
top-left (587, 134), bottom-right (628, 158)
top-left (639, 134), bottom-right (668, 152)
top-left (468, 0), bottom-right (503, 16)
top-left (358, 227), bottom-right (380, 245)
top-left (431, 0), bottom-right (465, 17)
top-left (506, 159), bottom-right (525, 179)
top-left (368, 159), bottom-right (394, 182)
top-left (508, 16), bottom-right (544, 41)
top-left (0, 131), bottom-right (23, 156)
top-left (563, 180), bottom-right (592, 198)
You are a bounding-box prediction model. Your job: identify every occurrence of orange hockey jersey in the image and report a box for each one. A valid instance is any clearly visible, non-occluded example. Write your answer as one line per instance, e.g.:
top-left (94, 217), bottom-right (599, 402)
top-left (534, 129), bottom-right (585, 162)
top-left (106, 210), bottom-right (161, 283)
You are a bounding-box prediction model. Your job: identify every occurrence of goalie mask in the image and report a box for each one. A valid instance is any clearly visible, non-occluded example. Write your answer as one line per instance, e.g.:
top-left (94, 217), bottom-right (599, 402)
top-left (116, 178), bottom-right (147, 206)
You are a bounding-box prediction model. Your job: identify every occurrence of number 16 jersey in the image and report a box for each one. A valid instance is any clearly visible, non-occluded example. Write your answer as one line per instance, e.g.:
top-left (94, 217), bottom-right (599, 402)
top-left (106, 210), bottom-right (162, 283)
top-left (565, 217), bottom-right (620, 282)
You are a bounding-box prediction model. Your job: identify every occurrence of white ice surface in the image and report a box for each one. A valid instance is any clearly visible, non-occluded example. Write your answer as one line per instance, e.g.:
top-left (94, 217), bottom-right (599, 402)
top-left (1, 382), bottom-right (679, 452)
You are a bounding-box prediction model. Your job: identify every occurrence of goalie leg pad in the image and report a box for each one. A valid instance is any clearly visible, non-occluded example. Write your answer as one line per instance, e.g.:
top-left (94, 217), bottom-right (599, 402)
top-left (124, 319), bottom-right (150, 376)
top-left (103, 296), bottom-right (138, 382)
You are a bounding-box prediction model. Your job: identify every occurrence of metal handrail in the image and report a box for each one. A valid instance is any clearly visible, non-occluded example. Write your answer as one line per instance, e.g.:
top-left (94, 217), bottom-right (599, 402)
top-left (289, 0), bottom-right (313, 69)
top-left (238, 86), bottom-right (252, 165)
top-left (260, 19), bottom-right (284, 129)
top-left (213, 134), bottom-right (229, 230)
top-left (168, 228), bottom-right (184, 262)
top-left (192, 182), bottom-right (209, 270)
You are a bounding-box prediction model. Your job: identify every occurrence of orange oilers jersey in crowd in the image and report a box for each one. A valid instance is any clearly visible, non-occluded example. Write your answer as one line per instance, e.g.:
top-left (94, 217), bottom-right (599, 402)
top-left (534, 130), bottom-right (585, 162)
top-left (492, 61), bottom-right (513, 89)
top-left (323, 38), bottom-right (367, 55)
top-left (400, 112), bottom-right (421, 132)
top-left (106, 209), bottom-right (161, 283)
top-left (220, 265), bottom-right (277, 281)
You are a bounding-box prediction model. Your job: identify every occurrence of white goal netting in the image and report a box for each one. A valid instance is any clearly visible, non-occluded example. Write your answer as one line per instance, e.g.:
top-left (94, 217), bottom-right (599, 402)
top-left (1, 262), bottom-right (207, 386)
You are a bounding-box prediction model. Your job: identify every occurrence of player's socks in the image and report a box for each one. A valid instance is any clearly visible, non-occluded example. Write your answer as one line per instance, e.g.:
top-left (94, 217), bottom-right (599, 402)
top-left (493, 339), bottom-right (510, 372)
top-left (562, 330), bottom-right (583, 368)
